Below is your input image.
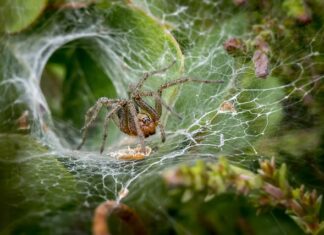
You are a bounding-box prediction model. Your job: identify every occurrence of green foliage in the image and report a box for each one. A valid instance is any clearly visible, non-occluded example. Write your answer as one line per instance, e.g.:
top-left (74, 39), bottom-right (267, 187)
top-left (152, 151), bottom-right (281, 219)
top-left (0, 135), bottom-right (80, 234)
top-left (0, 0), bottom-right (47, 34)
top-left (283, 0), bottom-right (311, 22)
top-left (163, 157), bottom-right (324, 234)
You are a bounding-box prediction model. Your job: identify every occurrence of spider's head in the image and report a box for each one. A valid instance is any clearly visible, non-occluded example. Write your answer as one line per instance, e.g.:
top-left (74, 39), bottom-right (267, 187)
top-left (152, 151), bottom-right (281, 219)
top-left (137, 113), bottom-right (157, 137)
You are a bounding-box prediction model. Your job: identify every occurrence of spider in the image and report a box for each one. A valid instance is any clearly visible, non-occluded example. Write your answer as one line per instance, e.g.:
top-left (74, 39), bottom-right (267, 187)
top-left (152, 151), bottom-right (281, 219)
top-left (77, 60), bottom-right (223, 154)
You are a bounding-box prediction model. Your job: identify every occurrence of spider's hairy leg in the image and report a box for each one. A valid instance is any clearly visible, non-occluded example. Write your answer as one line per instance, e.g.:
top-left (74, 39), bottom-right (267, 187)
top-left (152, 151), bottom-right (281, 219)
top-left (127, 101), bottom-right (146, 153)
top-left (154, 94), bottom-right (182, 120)
top-left (134, 60), bottom-right (177, 90)
top-left (100, 104), bottom-right (122, 154)
top-left (158, 122), bottom-right (166, 142)
top-left (77, 97), bottom-right (119, 150)
top-left (155, 92), bottom-right (162, 117)
top-left (136, 91), bottom-right (182, 120)
top-left (158, 77), bottom-right (224, 93)
top-left (154, 77), bottom-right (223, 119)
top-left (133, 95), bottom-right (159, 121)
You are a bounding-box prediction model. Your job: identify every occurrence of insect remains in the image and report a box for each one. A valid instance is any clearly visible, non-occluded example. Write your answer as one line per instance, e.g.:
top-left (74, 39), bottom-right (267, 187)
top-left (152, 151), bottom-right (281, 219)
top-left (77, 60), bottom-right (223, 154)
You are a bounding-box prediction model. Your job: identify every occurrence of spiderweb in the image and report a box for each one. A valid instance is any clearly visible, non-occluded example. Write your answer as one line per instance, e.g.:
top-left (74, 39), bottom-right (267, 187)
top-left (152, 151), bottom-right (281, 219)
top-left (0, 1), bottom-right (323, 234)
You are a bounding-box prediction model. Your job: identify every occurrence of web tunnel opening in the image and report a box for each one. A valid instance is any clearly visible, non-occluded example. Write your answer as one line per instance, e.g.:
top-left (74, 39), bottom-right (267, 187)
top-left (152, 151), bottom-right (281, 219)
top-left (40, 40), bottom-right (119, 151)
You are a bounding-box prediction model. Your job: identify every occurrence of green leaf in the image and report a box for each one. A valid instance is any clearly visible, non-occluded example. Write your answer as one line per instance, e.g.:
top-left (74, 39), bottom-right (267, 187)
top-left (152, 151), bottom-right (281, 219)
top-left (237, 69), bottom-right (284, 137)
top-left (315, 195), bottom-right (322, 216)
top-left (61, 46), bottom-right (117, 127)
top-left (0, 134), bottom-right (79, 234)
top-left (283, 0), bottom-right (308, 18)
top-left (277, 163), bottom-right (289, 193)
top-left (0, 43), bottom-right (30, 132)
top-left (0, 0), bottom-right (47, 34)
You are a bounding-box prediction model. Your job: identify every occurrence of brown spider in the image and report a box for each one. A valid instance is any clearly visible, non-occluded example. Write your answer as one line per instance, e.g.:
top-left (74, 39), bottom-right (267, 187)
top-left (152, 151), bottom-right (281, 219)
top-left (77, 61), bottom-right (223, 154)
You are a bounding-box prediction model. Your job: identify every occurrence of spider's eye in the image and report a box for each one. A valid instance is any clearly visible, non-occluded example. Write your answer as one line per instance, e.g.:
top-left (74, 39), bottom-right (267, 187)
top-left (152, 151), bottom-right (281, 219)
top-left (137, 113), bottom-right (152, 124)
top-left (142, 116), bottom-right (151, 124)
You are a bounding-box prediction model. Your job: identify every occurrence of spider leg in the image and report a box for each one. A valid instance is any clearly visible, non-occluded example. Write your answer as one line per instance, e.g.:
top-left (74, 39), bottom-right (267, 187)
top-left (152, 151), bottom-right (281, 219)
top-left (77, 97), bottom-right (120, 150)
top-left (153, 77), bottom-right (223, 119)
top-left (135, 91), bottom-right (182, 120)
top-left (134, 60), bottom-right (177, 91)
top-left (158, 122), bottom-right (166, 142)
top-left (77, 104), bottom-right (103, 150)
top-left (158, 77), bottom-right (224, 93)
top-left (153, 94), bottom-right (182, 120)
top-left (100, 104), bottom-right (122, 154)
top-left (154, 92), bottom-right (162, 117)
top-left (127, 101), bottom-right (146, 153)
top-left (133, 95), bottom-right (159, 121)
top-left (137, 77), bottom-right (223, 119)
